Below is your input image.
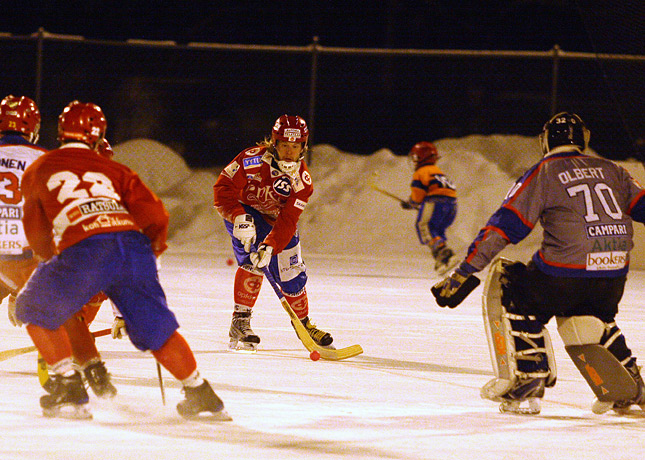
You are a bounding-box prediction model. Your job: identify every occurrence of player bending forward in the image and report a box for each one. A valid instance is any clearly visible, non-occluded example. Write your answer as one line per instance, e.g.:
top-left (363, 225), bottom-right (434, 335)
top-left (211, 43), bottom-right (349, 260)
top-left (15, 101), bottom-right (229, 420)
top-left (214, 114), bottom-right (333, 352)
top-left (432, 112), bottom-right (645, 415)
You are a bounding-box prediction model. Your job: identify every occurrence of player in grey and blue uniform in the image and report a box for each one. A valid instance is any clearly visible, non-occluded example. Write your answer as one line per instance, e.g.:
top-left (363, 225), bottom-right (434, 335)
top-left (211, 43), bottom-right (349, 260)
top-left (433, 112), bottom-right (645, 413)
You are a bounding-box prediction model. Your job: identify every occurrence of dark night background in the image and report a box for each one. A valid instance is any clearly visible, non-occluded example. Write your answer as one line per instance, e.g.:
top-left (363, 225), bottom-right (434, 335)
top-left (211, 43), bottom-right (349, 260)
top-left (4, 1), bottom-right (597, 51)
top-left (1, 1), bottom-right (643, 165)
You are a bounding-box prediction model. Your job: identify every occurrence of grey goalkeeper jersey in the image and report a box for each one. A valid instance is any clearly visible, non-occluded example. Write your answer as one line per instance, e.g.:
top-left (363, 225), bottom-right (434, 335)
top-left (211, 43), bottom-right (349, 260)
top-left (463, 149), bottom-right (645, 278)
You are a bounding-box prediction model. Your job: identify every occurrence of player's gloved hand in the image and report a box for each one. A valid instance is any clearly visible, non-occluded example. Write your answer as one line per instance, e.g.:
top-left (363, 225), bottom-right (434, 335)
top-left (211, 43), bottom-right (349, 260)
top-left (7, 294), bottom-right (22, 327)
top-left (111, 316), bottom-right (127, 339)
top-left (431, 263), bottom-right (481, 308)
top-left (250, 243), bottom-right (273, 269)
top-left (400, 200), bottom-right (414, 210)
top-left (233, 214), bottom-right (256, 253)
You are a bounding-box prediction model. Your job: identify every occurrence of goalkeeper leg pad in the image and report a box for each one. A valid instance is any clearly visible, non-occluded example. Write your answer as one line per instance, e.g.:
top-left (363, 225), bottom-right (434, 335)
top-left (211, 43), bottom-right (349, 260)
top-left (481, 258), bottom-right (556, 413)
top-left (558, 316), bottom-right (641, 412)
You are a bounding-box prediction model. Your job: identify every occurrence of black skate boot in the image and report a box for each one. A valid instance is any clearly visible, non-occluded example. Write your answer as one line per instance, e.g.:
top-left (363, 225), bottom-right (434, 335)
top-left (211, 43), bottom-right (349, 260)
top-left (434, 247), bottom-right (457, 275)
top-left (82, 359), bottom-right (117, 399)
top-left (301, 317), bottom-right (333, 347)
top-left (177, 380), bottom-right (232, 421)
top-left (229, 305), bottom-right (260, 352)
top-left (40, 371), bottom-right (92, 419)
top-left (481, 377), bottom-right (545, 415)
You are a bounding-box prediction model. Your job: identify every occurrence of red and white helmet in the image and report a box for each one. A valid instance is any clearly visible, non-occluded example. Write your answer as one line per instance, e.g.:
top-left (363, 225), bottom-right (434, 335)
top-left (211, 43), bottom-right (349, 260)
top-left (271, 114), bottom-right (309, 144)
top-left (408, 141), bottom-right (439, 168)
top-left (97, 138), bottom-right (114, 159)
top-left (57, 100), bottom-right (107, 147)
top-left (0, 95), bottom-right (41, 143)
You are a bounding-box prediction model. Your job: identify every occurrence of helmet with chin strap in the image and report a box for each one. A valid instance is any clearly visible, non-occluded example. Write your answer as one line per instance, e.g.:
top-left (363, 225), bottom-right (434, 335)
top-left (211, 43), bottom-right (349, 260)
top-left (271, 114), bottom-right (309, 144)
top-left (0, 95), bottom-right (41, 143)
top-left (270, 114), bottom-right (308, 174)
top-left (539, 112), bottom-right (589, 154)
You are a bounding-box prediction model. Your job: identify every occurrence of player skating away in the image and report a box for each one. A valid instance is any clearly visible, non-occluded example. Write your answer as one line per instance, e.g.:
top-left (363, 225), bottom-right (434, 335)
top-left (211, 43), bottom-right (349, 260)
top-left (15, 101), bottom-right (229, 420)
top-left (0, 95), bottom-right (116, 397)
top-left (214, 114), bottom-right (333, 352)
top-left (400, 142), bottom-right (458, 275)
top-left (432, 112), bottom-right (645, 415)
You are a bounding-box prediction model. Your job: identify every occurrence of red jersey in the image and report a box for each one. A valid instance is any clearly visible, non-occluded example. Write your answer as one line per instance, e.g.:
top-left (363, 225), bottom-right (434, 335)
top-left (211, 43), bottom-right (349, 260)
top-left (213, 146), bottom-right (313, 253)
top-left (21, 143), bottom-right (169, 259)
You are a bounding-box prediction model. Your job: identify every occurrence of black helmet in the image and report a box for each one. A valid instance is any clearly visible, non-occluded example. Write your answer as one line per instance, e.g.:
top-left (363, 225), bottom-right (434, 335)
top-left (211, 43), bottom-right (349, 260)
top-left (539, 112), bottom-right (589, 154)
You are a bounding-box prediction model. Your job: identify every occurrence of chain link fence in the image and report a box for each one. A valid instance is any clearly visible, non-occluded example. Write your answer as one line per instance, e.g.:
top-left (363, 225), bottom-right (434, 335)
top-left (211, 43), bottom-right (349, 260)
top-left (1, 30), bottom-right (644, 167)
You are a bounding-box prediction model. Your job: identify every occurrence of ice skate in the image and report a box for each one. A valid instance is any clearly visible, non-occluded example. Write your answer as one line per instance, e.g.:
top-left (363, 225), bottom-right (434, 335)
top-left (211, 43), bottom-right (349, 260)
top-left (82, 359), bottom-right (117, 399)
top-left (177, 380), bottom-right (232, 421)
top-left (434, 247), bottom-right (458, 275)
top-left (593, 361), bottom-right (645, 415)
top-left (40, 371), bottom-right (92, 420)
top-left (300, 317), bottom-right (333, 347)
top-left (228, 305), bottom-right (260, 352)
top-left (481, 377), bottom-right (545, 415)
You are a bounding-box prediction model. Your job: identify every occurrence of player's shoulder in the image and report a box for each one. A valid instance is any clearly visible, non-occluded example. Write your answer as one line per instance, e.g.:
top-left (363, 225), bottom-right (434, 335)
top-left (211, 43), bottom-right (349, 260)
top-left (235, 145), bottom-right (266, 169)
top-left (0, 141), bottom-right (47, 159)
top-left (414, 164), bottom-right (442, 180)
top-left (298, 163), bottom-right (313, 187)
top-left (35, 146), bottom-right (132, 174)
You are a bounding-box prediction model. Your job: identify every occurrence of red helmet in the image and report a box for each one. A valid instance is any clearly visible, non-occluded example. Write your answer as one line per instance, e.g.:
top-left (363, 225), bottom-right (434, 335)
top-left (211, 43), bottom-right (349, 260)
top-left (271, 114), bottom-right (309, 144)
top-left (408, 141), bottom-right (439, 168)
top-left (0, 95), bottom-right (41, 143)
top-left (57, 100), bottom-right (107, 147)
top-left (97, 138), bottom-right (114, 159)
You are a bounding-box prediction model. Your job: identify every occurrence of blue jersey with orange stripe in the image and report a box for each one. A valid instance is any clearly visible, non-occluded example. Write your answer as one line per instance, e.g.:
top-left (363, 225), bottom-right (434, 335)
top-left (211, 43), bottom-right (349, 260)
top-left (464, 149), bottom-right (645, 278)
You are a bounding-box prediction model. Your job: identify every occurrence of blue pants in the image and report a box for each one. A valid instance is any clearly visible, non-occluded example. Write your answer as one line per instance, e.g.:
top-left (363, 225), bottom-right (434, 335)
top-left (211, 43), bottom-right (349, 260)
top-left (16, 231), bottom-right (179, 351)
top-left (224, 206), bottom-right (307, 295)
top-left (415, 196), bottom-right (457, 245)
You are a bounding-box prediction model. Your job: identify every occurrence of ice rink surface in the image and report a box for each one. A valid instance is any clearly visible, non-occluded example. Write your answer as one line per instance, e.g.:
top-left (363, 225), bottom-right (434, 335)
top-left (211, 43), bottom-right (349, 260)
top-left (2, 250), bottom-right (645, 460)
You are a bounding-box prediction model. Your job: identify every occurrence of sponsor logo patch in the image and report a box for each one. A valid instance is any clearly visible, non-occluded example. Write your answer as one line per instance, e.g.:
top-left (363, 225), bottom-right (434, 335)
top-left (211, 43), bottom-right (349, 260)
top-left (245, 147), bottom-right (261, 156)
top-left (294, 199), bottom-right (307, 210)
top-left (223, 161), bottom-right (239, 178)
top-left (243, 156), bottom-right (262, 168)
top-left (301, 170), bottom-right (312, 185)
top-left (67, 199), bottom-right (125, 222)
top-left (81, 214), bottom-right (135, 232)
top-left (586, 224), bottom-right (628, 238)
top-left (586, 251), bottom-right (627, 271)
top-left (273, 177), bottom-right (291, 196)
top-left (0, 206), bottom-right (21, 219)
top-left (283, 128), bottom-right (302, 142)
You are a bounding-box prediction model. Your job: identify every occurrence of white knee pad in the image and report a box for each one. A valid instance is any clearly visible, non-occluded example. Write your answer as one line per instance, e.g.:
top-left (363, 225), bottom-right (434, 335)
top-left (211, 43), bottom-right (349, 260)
top-left (556, 316), bottom-right (607, 346)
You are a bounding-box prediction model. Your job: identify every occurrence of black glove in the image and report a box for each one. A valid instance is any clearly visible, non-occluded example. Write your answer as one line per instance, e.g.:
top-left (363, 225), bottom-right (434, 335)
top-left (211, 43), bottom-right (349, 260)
top-left (400, 200), bottom-right (414, 210)
top-left (431, 267), bottom-right (481, 308)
